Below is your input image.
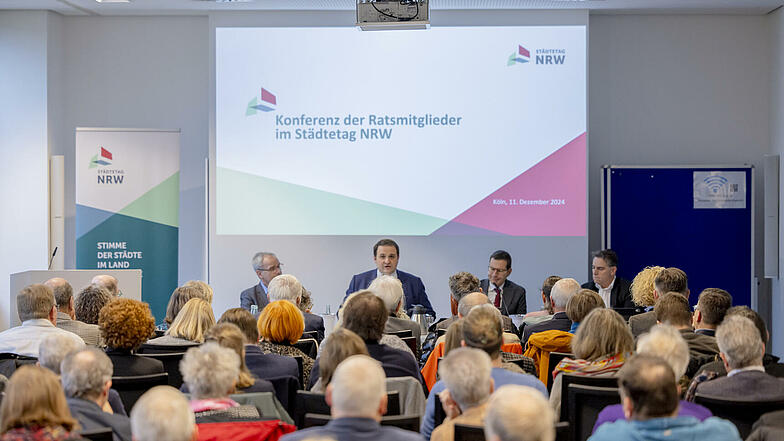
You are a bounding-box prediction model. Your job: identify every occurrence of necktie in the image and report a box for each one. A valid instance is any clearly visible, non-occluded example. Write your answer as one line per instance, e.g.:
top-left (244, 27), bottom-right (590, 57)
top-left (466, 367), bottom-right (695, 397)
top-left (494, 287), bottom-right (501, 308)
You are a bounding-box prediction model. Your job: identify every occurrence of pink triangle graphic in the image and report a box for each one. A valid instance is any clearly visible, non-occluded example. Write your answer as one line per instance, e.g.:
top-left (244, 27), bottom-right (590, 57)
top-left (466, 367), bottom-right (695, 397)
top-left (433, 133), bottom-right (586, 236)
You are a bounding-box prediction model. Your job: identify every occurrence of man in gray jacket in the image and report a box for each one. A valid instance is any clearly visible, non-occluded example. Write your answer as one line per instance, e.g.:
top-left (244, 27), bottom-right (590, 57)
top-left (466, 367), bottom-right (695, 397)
top-left (45, 277), bottom-right (102, 346)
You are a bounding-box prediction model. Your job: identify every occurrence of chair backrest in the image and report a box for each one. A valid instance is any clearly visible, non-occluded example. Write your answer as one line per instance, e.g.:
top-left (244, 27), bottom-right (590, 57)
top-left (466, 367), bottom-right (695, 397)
top-left (230, 391), bottom-right (294, 425)
top-left (454, 424), bottom-right (485, 441)
top-left (400, 336), bottom-right (418, 358)
top-left (293, 339), bottom-right (318, 359)
top-left (559, 373), bottom-right (618, 422)
top-left (153, 329), bottom-right (165, 338)
top-left (612, 307), bottom-right (642, 321)
top-left (301, 331), bottom-right (319, 341)
top-left (694, 394), bottom-right (784, 438)
top-left (303, 413), bottom-right (420, 431)
top-left (386, 376), bottom-right (426, 416)
top-left (111, 373), bottom-right (168, 411)
top-left (138, 343), bottom-right (199, 354)
top-left (266, 375), bottom-right (298, 414)
top-left (554, 421), bottom-right (570, 441)
top-left (434, 391), bottom-right (447, 428)
top-left (79, 427), bottom-right (113, 441)
top-left (292, 356), bottom-right (304, 388)
top-left (0, 353), bottom-right (37, 378)
top-left (437, 328), bottom-right (447, 337)
top-left (547, 352), bottom-right (573, 393)
top-left (567, 384), bottom-right (620, 441)
top-left (138, 352), bottom-right (186, 389)
top-left (294, 390), bottom-right (401, 429)
top-left (386, 330), bottom-right (413, 338)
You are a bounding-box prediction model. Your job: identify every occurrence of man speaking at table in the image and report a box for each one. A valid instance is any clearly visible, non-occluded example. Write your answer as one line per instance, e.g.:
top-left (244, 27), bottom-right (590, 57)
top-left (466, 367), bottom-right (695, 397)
top-left (346, 239), bottom-right (435, 317)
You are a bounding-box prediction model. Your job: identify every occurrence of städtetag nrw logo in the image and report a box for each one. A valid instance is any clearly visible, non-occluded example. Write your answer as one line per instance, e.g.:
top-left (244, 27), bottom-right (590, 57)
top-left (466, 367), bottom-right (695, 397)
top-left (507, 44), bottom-right (567, 66)
top-left (507, 45), bottom-right (530, 65)
top-left (246, 87), bottom-right (277, 115)
top-left (89, 147), bottom-right (124, 184)
top-left (89, 147), bottom-right (113, 168)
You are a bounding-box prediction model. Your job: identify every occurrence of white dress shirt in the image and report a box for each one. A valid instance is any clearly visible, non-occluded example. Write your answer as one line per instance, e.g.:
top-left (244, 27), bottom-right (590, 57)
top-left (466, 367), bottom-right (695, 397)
top-left (0, 319), bottom-right (84, 357)
top-left (596, 277), bottom-right (616, 308)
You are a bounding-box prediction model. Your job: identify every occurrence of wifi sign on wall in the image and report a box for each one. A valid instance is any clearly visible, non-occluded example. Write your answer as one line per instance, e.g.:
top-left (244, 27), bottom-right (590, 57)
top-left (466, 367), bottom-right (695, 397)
top-left (693, 171), bottom-right (746, 209)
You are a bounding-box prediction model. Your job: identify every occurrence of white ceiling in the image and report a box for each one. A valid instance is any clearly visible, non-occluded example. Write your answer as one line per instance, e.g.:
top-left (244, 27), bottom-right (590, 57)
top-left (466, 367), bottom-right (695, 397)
top-left (0, 0), bottom-right (781, 16)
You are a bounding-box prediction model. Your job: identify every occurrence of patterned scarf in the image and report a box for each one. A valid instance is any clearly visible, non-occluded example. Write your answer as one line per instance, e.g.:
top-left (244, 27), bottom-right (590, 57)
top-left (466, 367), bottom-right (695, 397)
top-left (553, 352), bottom-right (627, 380)
top-left (190, 398), bottom-right (239, 413)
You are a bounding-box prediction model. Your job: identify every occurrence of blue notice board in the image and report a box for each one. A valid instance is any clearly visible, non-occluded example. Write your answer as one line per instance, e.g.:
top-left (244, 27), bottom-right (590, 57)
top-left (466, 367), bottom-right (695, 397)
top-left (603, 166), bottom-right (754, 307)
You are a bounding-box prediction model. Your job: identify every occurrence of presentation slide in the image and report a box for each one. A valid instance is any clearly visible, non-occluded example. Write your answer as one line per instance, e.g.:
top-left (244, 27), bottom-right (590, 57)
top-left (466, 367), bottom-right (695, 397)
top-left (215, 26), bottom-right (586, 237)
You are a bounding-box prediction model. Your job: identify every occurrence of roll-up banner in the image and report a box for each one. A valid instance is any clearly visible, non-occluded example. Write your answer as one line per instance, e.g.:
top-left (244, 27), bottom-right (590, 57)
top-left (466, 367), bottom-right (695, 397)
top-left (76, 128), bottom-right (180, 322)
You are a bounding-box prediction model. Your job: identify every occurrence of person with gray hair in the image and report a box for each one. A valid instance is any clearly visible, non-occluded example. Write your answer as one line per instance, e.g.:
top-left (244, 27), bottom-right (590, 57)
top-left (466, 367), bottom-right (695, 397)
top-left (62, 347), bottom-right (133, 441)
top-left (269, 274), bottom-right (325, 342)
top-left (522, 278), bottom-right (580, 344)
top-left (45, 277), bottom-right (102, 346)
top-left (0, 284), bottom-right (83, 357)
top-left (131, 386), bottom-right (197, 441)
top-left (369, 275), bottom-right (421, 343)
top-left (92, 274), bottom-right (120, 297)
top-left (281, 355), bottom-right (422, 441)
top-left (592, 324), bottom-right (713, 433)
top-left (431, 348), bottom-right (494, 441)
top-left (696, 315), bottom-right (784, 401)
top-left (240, 251), bottom-right (281, 314)
top-left (180, 342), bottom-right (262, 422)
top-left (484, 385), bottom-right (555, 441)
top-left (74, 283), bottom-right (113, 325)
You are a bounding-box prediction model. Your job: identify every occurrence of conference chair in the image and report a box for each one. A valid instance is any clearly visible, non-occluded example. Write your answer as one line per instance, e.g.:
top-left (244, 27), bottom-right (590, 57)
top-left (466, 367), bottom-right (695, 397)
top-left (437, 328), bottom-right (447, 337)
top-left (78, 427), bottom-right (113, 441)
top-left (612, 307), bottom-right (643, 321)
top-left (547, 352), bottom-right (574, 393)
top-left (566, 384), bottom-right (621, 441)
top-left (138, 342), bottom-right (199, 354)
top-left (293, 338), bottom-right (318, 359)
top-left (0, 353), bottom-right (37, 378)
top-left (138, 352), bottom-right (187, 388)
top-left (559, 373), bottom-right (618, 422)
top-left (434, 392), bottom-right (447, 428)
top-left (386, 330), bottom-right (413, 339)
top-left (401, 336), bottom-right (418, 358)
top-left (292, 355), bottom-right (305, 389)
top-left (454, 424), bottom-right (485, 441)
top-left (265, 375), bottom-right (299, 414)
top-left (111, 372), bottom-right (168, 411)
top-left (301, 330), bottom-right (319, 341)
top-left (230, 391), bottom-right (294, 425)
top-left (303, 413), bottom-right (419, 430)
top-left (555, 421), bottom-right (571, 441)
top-left (386, 376), bottom-right (426, 416)
top-left (294, 390), bottom-right (401, 428)
top-left (694, 393), bottom-right (784, 438)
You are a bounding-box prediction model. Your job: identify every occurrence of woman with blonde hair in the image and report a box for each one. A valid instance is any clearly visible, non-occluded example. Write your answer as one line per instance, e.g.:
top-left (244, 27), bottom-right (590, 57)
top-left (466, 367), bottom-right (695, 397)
top-left (147, 298), bottom-right (215, 346)
top-left (630, 266), bottom-right (665, 308)
top-left (183, 280), bottom-right (214, 304)
top-left (158, 285), bottom-right (204, 331)
top-left (550, 308), bottom-right (634, 415)
top-left (203, 322), bottom-right (273, 394)
top-left (310, 328), bottom-right (368, 392)
top-left (0, 366), bottom-right (83, 441)
top-left (257, 300), bottom-right (314, 385)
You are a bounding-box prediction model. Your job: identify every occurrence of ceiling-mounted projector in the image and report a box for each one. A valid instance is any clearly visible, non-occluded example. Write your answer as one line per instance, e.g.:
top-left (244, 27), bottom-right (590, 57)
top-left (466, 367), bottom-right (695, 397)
top-left (356, 0), bottom-right (429, 31)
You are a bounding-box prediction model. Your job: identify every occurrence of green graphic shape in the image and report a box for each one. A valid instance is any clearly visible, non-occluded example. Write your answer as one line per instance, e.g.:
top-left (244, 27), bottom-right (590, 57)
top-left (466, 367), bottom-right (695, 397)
top-left (89, 154), bottom-right (98, 168)
top-left (117, 172), bottom-right (180, 227)
top-left (246, 97), bottom-right (258, 116)
top-left (507, 53), bottom-right (516, 66)
top-left (217, 166), bottom-right (448, 235)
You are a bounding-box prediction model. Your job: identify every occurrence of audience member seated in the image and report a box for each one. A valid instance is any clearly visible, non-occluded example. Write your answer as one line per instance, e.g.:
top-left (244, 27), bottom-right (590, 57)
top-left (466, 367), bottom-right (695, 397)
top-left (369, 275), bottom-right (422, 343)
top-left (45, 278), bottom-right (102, 346)
top-left (146, 298), bottom-right (214, 346)
top-left (91, 275), bottom-right (120, 297)
top-left (580, 249), bottom-right (634, 308)
top-left (588, 354), bottom-right (741, 441)
top-left (422, 304), bottom-right (547, 440)
top-left (0, 366), bottom-right (83, 441)
top-left (593, 324), bottom-right (712, 433)
top-left (62, 348), bottom-right (133, 441)
top-left (217, 308), bottom-right (299, 381)
top-left (159, 285), bottom-right (205, 331)
top-left (443, 320), bottom-right (464, 356)
top-left (629, 266), bottom-right (689, 338)
top-left (435, 272), bottom-right (480, 334)
top-left (257, 300), bottom-right (315, 386)
top-left (550, 308), bottom-right (633, 416)
top-left (181, 343), bottom-right (262, 422)
top-left (695, 315), bottom-right (784, 400)
top-left (654, 292), bottom-right (718, 377)
top-left (202, 323), bottom-right (274, 394)
top-left (484, 385), bottom-right (555, 441)
top-left (311, 291), bottom-right (423, 390)
top-left (692, 288), bottom-right (732, 337)
top-left (520, 275), bottom-right (561, 327)
top-left (297, 286), bottom-right (313, 315)
top-left (746, 409), bottom-right (784, 441)
top-left (74, 284), bottom-right (113, 325)
top-left (566, 289), bottom-right (605, 333)
top-left (310, 328), bottom-right (368, 393)
top-left (0, 284), bottom-right (83, 357)
top-left (183, 280), bottom-right (214, 304)
top-left (336, 292), bottom-right (414, 358)
top-left (281, 355), bottom-right (422, 441)
top-left (98, 298), bottom-right (163, 377)
top-left (130, 386), bottom-right (196, 441)
top-left (443, 293), bottom-right (520, 347)
top-left (431, 348), bottom-right (494, 441)
top-left (268, 274), bottom-right (325, 343)
top-left (479, 250), bottom-right (527, 316)
top-left (522, 278), bottom-right (580, 344)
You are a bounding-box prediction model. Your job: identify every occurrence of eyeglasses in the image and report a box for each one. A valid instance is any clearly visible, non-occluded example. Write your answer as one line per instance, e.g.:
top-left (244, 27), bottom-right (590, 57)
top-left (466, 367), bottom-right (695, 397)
top-left (259, 264), bottom-right (283, 272)
top-left (488, 266), bottom-right (509, 274)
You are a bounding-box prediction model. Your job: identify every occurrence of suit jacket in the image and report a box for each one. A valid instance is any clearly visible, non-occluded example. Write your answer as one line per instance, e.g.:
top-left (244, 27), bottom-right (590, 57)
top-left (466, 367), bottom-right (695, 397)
top-left (629, 310), bottom-right (657, 338)
top-left (67, 397), bottom-right (132, 441)
top-left (696, 369), bottom-right (784, 401)
top-left (581, 277), bottom-right (634, 308)
top-left (56, 312), bottom-right (102, 346)
top-left (480, 278), bottom-right (527, 315)
top-left (281, 417), bottom-right (423, 441)
top-left (522, 311), bottom-right (572, 346)
top-left (105, 348), bottom-right (164, 377)
top-left (346, 269), bottom-right (435, 316)
top-left (244, 344), bottom-right (300, 381)
top-left (303, 312), bottom-right (325, 343)
top-left (240, 283), bottom-right (270, 315)
top-left (385, 316), bottom-right (422, 343)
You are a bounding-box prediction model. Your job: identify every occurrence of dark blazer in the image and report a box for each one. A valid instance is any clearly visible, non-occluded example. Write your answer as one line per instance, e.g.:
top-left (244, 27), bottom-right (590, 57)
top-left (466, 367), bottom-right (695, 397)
top-left (280, 417), bottom-right (424, 441)
top-left (581, 277), bottom-right (634, 308)
top-left (240, 283), bottom-right (270, 315)
top-left (696, 369), bottom-right (784, 401)
top-left (67, 397), bottom-right (132, 441)
top-left (480, 278), bottom-right (527, 315)
top-left (105, 348), bottom-right (164, 377)
top-left (629, 310), bottom-right (657, 338)
top-left (244, 344), bottom-right (300, 381)
top-left (346, 269), bottom-right (435, 316)
top-left (304, 312), bottom-right (325, 343)
top-left (521, 311), bottom-right (572, 345)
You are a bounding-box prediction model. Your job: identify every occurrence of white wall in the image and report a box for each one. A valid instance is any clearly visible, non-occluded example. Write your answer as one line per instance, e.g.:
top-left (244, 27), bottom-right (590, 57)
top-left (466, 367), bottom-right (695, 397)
top-left (0, 11), bottom-right (51, 329)
top-left (770, 7), bottom-right (784, 357)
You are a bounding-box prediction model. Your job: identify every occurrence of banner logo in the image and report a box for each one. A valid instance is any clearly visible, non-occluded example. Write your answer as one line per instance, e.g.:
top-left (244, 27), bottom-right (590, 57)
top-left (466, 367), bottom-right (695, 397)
top-left (246, 87), bottom-right (277, 115)
top-left (507, 45), bottom-right (530, 66)
top-left (89, 147), bottom-right (113, 169)
top-left (507, 45), bottom-right (567, 66)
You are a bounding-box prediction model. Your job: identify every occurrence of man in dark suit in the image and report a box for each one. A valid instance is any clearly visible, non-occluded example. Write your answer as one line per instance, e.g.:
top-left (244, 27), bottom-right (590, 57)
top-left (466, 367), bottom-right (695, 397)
top-left (268, 274), bottom-right (325, 343)
top-left (521, 278), bottom-right (580, 345)
top-left (629, 267), bottom-right (689, 338)
top-left (581, 249), bottom-right (634, 308)
top-left (345, 238), bottom-right (435, 316)
top-left (696, 315), bottom-right (784, 401)
top-left (240, 251), bottom-right (280, 315)
top-left (479, 250), bottom-right (526, 316)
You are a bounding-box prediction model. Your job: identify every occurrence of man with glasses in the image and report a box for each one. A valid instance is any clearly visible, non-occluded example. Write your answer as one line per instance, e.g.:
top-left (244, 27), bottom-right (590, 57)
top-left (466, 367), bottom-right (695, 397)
top-left (240, 252), bottom-right (282, 316)
top-left (479, 250), bottom-right (526, 316)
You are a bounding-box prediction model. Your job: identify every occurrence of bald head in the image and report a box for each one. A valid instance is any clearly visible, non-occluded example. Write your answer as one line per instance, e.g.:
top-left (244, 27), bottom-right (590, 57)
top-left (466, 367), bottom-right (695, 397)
top-left (91, 275), bottom-right (118, 296)
top-left (327, 355), bottom-right (387, 419)
top-left (44, 278), bottom-right (73, 313)
top-left (458, 292), bottom-right (489, 318)
top-left (132, 386), bottom-right (196, 441)
top-left (61, 347), bottom-right (113, 401)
